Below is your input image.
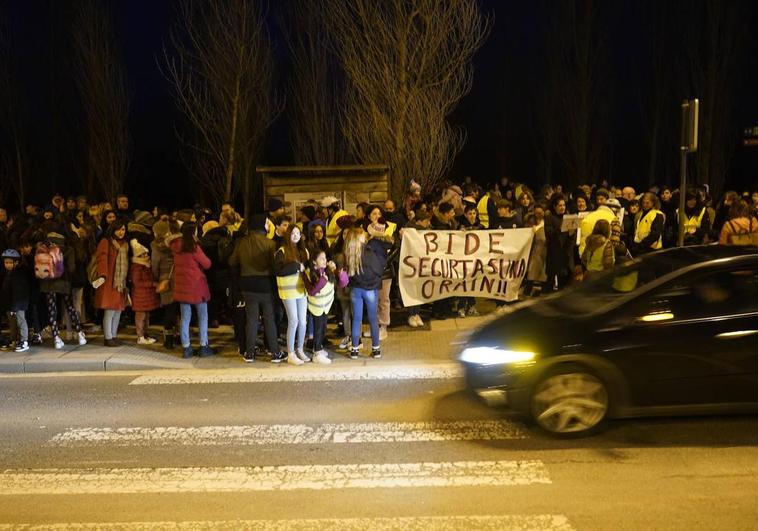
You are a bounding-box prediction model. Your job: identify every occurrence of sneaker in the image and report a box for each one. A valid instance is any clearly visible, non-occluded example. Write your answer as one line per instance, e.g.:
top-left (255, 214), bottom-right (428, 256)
top-left (198, 345), bottom-right (215, 358)
top-left (182, 346), bottom-right (195, 359)
top-left (295, 348), bottom-right (311, 363)
top-left (243, 351), bottom-right (255, 363)
top-left (78, 331), bottom-right (87, 346)
top-left (349, 347), bottom-right (359, 359)
top-left (362, 330), bottom-right (371, 338)
top-left (338, 336), bottom-right (350, 350)
top-left (467, 306), bottom-right (479, 317)
top-left (137, 336), bottom-right (157, 345)
top-left (378, 326), bottom-right (388, 341)
top-left (407, 315), bottom-right (419, 328)
top-left (54, 336), bottom-right (65, 350)
top-left (371, 347), bottom-right (382, 359)
top-left (458, 309), bottom-right (467, 319)
top-left (313, 350), bottom-right (332, 365)
top-left (415, 315), bottom-right (425, 327)
top-left (14, 341), bottom-right (30, 353)
top-left (287, 352), bottom-right (304, 366)
top-left (269, 351), bottom-right (286, 364)
top-left (30, 333), bottom-right (42, 346)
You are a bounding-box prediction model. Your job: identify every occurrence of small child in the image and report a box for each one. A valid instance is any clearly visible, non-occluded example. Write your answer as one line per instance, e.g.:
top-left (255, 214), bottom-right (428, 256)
top-left (1, 249), bottom-right (31, 352)
top-left (305, 250), bottom-right (348, 365)
top-left (128, 239), bottom-right (160, 345)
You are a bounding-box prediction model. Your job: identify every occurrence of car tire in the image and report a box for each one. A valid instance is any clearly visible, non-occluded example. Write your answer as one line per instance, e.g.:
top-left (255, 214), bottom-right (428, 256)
top-left (529, 364), bottom-right (609, 437)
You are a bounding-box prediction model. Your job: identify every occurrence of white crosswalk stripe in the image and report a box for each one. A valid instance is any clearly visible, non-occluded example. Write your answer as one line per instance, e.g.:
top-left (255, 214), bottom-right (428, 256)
top-left (0, 515), bottom-right (574, 530)
top-left (128, 362), bottom-right (463, 385)
top-left (0, 460), bottom-right (550, 494)
top-left (48, 420), bottom-right (527, 446)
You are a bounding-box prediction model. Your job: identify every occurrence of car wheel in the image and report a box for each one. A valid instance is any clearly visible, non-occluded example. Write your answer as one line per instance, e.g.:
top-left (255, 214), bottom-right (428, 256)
top-left (530, 366), bottom-right (609, 436)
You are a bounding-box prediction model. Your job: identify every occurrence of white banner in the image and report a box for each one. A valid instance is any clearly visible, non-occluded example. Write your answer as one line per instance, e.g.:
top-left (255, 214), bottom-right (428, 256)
top-left (399, 228), bottom-right (534, 305)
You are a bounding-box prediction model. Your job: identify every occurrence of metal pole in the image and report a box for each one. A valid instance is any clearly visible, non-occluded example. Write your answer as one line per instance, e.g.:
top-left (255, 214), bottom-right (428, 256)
top-left (677, 146), bottom-right (687, 247)
top-left (677, 100), bottom-right (689, 248)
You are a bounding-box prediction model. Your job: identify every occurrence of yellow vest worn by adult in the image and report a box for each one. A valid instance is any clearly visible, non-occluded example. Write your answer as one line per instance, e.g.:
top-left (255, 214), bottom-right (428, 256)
top-left (477, 194), bottom-right (491, 228)
top-left (266, 218), bottom-right (276, 239)
top-left (634, 209), bottom-right (664, 250)
top-left (307, 279), bottom-right (335, 316)
top-left (326, 210), bottom-right (348, 246)
top-left (578, 207), bottom-right (616, 255)
top-left (676, 207), bottom-right (706, 234)
top-left (275, 248), bottom-right (307, 300)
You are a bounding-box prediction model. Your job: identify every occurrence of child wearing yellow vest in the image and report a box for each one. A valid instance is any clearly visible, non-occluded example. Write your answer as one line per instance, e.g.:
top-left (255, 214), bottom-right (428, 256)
top-left (304, 250), bottom-right (349, 365)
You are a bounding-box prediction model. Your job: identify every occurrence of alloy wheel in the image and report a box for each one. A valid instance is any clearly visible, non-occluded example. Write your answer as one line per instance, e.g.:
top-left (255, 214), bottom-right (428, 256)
top-left (531, 371), bottom-right (608, 435)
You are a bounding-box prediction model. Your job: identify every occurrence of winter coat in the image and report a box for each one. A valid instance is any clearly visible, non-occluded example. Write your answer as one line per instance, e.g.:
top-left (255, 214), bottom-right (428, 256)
top-left (527, 222), bottom-right (547, 282)
top-left (169, 237), bottom-right (211, 305)
top-left (93, 238), bottom-right (129, 311)
top-left (349, 238), bottom-right (392, 291)
top-left (151, 234), bottom-right (179, 306)
top-left (128, 262), bottom-right (160, 312)
top-left (582, 234), bottom-right (615, 273)
top-left (545, 213), bottom-right (574, 279)
top-left (200, 226), bottom-right (233, 292)
top-left (0, 267), bottom-right (30, 312)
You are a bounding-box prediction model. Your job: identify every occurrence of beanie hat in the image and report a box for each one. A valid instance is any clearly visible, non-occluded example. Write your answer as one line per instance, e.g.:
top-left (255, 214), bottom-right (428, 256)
top-left (267, 198), bottom-right (284, 212)
top-left (300, 205), bottom-right (316, 221)
top-left (152, 220), bottom-right (169, 240)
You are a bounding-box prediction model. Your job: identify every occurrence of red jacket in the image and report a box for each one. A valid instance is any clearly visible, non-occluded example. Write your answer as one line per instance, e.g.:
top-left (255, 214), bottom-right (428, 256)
top-left (94, 238), bottom-right (128, 311)
top-left (170, 237), bottom-right (211, 304)
top-left (128, 262), bottom-right (160, 312)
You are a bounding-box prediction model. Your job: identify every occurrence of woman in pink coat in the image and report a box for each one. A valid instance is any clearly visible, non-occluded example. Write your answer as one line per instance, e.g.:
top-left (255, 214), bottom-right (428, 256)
top-left (94, 220), bottom-right (129, 347)
top-left (169, 222), bottom-right (214, 358)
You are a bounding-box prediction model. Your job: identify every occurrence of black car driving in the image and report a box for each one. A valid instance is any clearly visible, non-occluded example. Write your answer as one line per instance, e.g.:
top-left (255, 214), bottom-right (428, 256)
top-left (459, 245), bottom-right (758, 436)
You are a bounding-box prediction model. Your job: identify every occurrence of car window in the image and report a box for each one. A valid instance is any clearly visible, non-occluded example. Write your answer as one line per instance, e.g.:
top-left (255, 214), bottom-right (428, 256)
top-left (638, 267), bottom-right (758, 321)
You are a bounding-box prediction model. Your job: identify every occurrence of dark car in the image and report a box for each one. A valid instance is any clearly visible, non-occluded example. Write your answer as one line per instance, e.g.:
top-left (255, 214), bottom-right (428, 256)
top-left (459, 245), bottom-right (758, 436)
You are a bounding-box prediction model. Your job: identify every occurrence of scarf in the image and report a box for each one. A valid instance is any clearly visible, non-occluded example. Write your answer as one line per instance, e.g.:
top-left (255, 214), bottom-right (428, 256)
top-left (113, 240), bottom-right (129, 291)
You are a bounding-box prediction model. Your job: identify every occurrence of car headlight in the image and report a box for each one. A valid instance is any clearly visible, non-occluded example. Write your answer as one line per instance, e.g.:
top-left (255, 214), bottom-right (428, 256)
top-left (459, 346), bottom-right (536, 366)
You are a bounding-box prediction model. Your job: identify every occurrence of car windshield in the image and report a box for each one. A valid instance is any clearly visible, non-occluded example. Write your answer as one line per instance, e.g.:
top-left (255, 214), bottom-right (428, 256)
top-left (542, 253), bottom-right (689, 315)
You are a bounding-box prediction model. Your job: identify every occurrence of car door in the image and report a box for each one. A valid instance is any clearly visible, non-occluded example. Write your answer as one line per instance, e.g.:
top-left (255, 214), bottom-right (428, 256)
top-left (596, 263), bottom-right (758, 408)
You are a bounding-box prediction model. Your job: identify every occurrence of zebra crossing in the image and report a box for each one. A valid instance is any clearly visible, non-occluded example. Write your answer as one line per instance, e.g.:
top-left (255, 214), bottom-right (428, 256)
top-left (1, 418), bottom-right (574, 529)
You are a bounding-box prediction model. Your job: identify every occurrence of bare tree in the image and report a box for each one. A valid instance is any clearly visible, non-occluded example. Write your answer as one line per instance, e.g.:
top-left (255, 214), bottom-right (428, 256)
top-left (70, 0), bottom-right (130, 202)
top-left (549, 0), bottom-right (609, 189)
top-left (683, 1), bottom-right (747, 196)
top-left (280, 0), bottom-right (346, 166)
top-left (325, 0), bottom-right (490, 200)
top-left (161, 0), bottom-right (280, 208)
top-left (0, 21), bottom-right (29, 209)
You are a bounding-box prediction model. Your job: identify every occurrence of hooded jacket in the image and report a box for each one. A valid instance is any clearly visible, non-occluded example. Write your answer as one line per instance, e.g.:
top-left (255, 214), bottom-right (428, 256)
top-left (349, 238), bottom-right (392, 291)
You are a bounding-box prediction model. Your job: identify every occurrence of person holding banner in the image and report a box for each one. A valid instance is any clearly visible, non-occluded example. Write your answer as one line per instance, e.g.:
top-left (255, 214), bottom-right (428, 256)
top-left (344, 225), bottom-right (392, 360)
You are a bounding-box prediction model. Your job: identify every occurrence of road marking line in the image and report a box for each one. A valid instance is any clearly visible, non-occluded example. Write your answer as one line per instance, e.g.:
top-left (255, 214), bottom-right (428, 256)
top-left (0, 460), bottom-right (550, 494)
top-left (48, 420), bottom-right (527, 446)
top-left (0, 515), bottom-right (573, 530)
top-left (128, 363), bottom-right (463, 385)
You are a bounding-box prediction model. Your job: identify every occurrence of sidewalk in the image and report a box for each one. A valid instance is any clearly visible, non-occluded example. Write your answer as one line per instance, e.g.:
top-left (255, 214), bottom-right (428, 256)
top-left (0, 311), bottom-right (495, 375)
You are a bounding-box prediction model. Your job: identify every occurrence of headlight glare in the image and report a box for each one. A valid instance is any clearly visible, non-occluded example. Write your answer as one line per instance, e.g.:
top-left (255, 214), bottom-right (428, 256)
top-left (459, 346), bottom-right (536, 365)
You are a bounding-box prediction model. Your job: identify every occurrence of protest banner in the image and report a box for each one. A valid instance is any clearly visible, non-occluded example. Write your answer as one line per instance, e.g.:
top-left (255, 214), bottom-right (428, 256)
top-left (399, 228), bottom-right (534, 305)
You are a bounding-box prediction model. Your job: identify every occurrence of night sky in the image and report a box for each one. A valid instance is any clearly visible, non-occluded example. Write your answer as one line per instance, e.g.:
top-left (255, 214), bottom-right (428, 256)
top-left (4, 0), bottom-right (758, 209)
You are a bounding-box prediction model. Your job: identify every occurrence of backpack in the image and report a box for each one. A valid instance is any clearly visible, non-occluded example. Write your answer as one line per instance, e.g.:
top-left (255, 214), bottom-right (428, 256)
top-left (34, 242), bottom-right (65, 280)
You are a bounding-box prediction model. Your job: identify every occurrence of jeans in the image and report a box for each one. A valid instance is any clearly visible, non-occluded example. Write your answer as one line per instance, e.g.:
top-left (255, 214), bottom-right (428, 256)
top-left (312, 313), bottom-right (328, 351)
top-left (282, 296), bottom-right (307, 353)
top-left (103, 309), bottom-right (122, 340)
top-left (242, 291), bottom-right (279, 354)
top-left (8, 311), bottom-right (28, 342)
top-left (180, 302), bottom-right (209, 348)
top-left (351, 287), bottom-right (379, 348)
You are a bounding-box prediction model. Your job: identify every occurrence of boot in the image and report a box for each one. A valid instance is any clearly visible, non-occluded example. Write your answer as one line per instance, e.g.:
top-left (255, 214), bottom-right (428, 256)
top-left (163, 329), bottom-right (175, 350)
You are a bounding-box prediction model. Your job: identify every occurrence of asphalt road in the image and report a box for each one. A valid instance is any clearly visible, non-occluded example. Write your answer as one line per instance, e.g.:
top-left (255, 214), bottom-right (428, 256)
top-left (1, 371), bottom-right (758, 530)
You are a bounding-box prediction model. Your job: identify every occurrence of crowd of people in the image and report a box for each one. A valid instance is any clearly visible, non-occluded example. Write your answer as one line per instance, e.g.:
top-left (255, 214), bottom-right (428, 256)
top-left (1, 180), bottom-right (757, 363)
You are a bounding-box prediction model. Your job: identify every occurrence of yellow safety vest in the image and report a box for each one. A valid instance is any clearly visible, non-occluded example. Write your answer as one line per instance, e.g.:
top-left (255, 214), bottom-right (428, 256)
top-left (266, 218), bottom-right (276, 239)
top-left (326, 210), bottom-right (348, 246)
top-left (275, 248), bottom-right (307, 300)
top-left (586, 240), bottom-right (613, 272)
top-left (578, 208), bottom-right (616, 255)
top-left (385, 221), bottom-right (397, 238)
top-left (477, 194), bottom-right (490, 229)
top-left (307, 279), bottom-right (335, 316)
top-left (634, 209), bottom-right (663, 250)
top-left (676, 207), bottom-right (706, 234)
